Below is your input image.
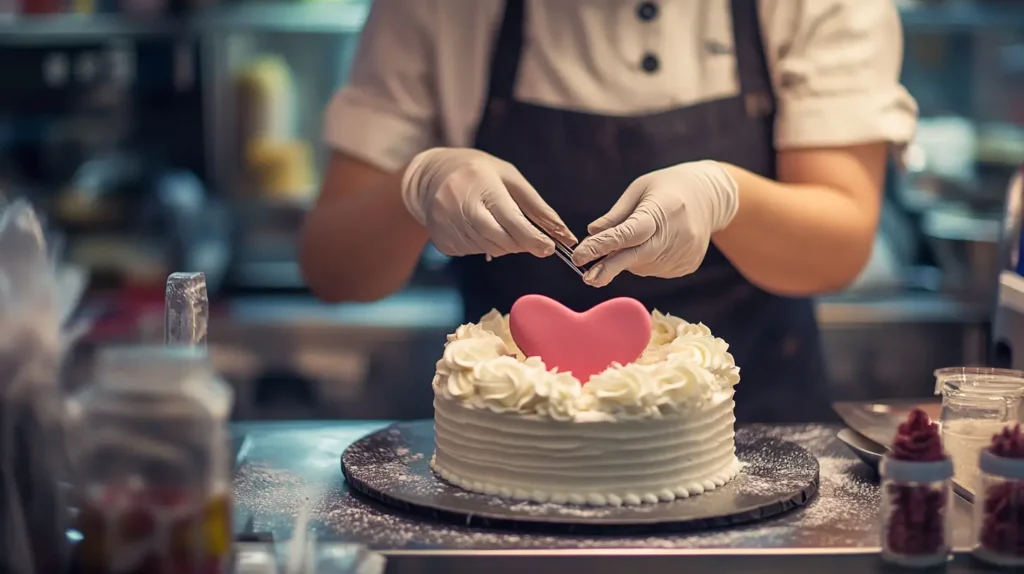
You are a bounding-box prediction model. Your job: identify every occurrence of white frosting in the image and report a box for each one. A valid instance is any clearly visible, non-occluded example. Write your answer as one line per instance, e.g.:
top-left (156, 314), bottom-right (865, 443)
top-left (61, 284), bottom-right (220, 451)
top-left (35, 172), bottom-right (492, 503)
top-left (431, 308), bottom-right (743, 506)
top-left (432, 391), bottom-right (740, 506)
top-left (433, 309), bottom-right (740, 422)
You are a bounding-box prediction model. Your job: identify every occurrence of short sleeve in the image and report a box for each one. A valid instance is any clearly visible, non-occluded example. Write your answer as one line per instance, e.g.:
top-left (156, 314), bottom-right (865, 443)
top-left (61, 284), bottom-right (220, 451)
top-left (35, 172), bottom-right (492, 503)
top-left (324, 0), bottom-right (439, 172)
top-left (762, 0), bottom-right (918, 151)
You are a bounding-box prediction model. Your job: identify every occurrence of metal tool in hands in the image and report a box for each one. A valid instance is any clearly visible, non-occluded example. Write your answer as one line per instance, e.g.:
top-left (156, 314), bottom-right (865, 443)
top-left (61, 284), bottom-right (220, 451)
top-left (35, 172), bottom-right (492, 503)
top-left (536, 225), bottom-right (601, 278)
top-left (549, 237), bottom-right (586, 277)
top-left (483, 223), bottom-right (598, 278)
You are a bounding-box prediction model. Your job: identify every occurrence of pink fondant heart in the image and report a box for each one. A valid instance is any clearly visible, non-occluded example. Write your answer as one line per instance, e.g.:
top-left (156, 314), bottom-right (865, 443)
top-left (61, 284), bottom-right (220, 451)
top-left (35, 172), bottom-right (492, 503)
top-left (509, 295), bottom-right (652, 383)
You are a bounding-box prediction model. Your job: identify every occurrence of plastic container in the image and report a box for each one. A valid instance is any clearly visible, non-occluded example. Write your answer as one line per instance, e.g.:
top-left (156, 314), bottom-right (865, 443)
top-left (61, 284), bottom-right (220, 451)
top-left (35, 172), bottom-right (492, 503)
top-left (973, 431), bottom-right (1024, 566)
top-left (880, 456), bottom-right (954, 567)
top-left (936, 367), bottom-right (1024, 492)
top-left (69, 345), bottom-right (234, 574)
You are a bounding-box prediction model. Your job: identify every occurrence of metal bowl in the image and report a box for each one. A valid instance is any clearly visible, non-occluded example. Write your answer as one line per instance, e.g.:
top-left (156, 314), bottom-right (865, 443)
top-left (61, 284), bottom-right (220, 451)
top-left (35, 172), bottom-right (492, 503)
top-left (922, 205), bottom-right (1001, 299)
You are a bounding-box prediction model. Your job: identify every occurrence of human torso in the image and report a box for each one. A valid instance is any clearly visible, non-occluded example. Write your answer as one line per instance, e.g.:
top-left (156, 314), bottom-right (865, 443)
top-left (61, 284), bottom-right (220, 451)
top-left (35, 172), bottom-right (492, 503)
top-left (448, 0), bottom-right (834, 423)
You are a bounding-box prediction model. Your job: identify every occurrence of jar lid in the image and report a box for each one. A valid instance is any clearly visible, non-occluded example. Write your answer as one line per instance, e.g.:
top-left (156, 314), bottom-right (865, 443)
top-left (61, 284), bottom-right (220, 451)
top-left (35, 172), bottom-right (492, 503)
top-left (881, 456), bottom-right (953, 483)
top-left (98, 345), bottom-right (209, 387)
top-left (934, 366), bottom-right (1024, 396)
top-left (980, 450), bottom-right (1024, 480)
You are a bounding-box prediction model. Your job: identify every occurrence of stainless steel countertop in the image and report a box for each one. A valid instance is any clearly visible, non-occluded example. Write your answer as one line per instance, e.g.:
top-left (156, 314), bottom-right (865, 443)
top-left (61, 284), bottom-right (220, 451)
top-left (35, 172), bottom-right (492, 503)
top-left (230, 420), bottom-right (986, 573)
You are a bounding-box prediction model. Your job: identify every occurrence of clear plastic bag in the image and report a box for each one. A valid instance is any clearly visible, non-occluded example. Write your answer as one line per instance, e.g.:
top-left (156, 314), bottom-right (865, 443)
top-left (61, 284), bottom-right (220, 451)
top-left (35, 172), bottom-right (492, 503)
top-left (0, 200), bottom-right (86, 574)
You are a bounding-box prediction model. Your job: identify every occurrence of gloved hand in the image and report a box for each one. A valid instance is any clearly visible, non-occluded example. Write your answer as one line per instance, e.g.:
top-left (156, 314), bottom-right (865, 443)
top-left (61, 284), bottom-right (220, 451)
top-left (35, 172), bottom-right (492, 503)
top-left (401, 148), bottom-right (576, 258)
top-left (571, 160), bottom-right (740, 287)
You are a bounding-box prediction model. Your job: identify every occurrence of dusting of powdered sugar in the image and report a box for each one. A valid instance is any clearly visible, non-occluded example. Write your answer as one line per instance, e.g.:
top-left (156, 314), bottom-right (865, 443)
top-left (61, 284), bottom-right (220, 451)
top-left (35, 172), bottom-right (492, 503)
top-left (340, 422), bottom-right (818, 523)
top-left (235, 423), bottom-right (893, 550)
top-left (234, 463), bottom-right (315, 533)
top-left (311, 447), bottom-right (877, 550)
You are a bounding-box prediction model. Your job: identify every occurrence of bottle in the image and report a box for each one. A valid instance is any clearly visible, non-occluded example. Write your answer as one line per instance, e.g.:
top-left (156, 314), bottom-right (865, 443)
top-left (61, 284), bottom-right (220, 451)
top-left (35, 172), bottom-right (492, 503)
top-left (935, 366), bottom-right (1024, 493)
top-left (974, 424), bottom-right (1024, 566)
top-left (69, 345), bottom-right (233, 574)
top-left (880, 408), bottom-right (953, 568)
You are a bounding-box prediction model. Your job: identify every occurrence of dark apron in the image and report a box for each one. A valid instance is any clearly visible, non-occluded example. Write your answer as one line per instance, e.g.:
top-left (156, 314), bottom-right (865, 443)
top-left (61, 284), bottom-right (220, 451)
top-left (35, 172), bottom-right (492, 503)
top-left (451, 0), bottom-right (835, 424)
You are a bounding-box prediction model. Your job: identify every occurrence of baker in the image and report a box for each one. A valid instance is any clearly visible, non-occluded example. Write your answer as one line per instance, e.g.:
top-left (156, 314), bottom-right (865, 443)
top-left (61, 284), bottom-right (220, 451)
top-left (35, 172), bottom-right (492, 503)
top-left (301, 0), bottom-right (918, 423)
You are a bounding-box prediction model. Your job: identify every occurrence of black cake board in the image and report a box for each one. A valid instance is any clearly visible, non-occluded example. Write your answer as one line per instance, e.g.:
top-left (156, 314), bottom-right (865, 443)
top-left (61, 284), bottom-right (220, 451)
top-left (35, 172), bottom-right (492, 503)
top-left (340, 420), bottom-right (819, 534)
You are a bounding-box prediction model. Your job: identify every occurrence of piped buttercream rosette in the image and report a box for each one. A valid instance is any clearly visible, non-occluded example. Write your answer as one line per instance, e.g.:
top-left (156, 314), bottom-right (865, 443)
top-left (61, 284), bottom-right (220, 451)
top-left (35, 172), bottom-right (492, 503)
top-left (433, 310), bottom-right (740, 423)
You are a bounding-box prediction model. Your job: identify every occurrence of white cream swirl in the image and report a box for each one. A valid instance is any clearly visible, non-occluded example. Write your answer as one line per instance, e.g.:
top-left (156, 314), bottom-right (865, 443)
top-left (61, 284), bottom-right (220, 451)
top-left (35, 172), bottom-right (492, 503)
top-left (649, 310), bottom-right (683, 346)
top-left (651, 360), bottom-right (718, 410)
top-left (582, 364), bottom-right (661, 419)
top-left (535, 371), bottom-right (582, 422)
top-left (471, 356), bottom-right (540, 412)
top-left (433, 308), bottom-right (740, 421)
top-left (478, 309), bottom-right (523, 357)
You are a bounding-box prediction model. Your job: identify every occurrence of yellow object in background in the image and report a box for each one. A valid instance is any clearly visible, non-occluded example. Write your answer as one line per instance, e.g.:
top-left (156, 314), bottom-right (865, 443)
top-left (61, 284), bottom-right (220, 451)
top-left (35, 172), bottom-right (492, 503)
top-left (71, 0), bottom-right (94, 14)
top-left (245, 138), bottom-right (316, 201)
top-left (235, 55), bottom-right (296, 144)
top-left (234, 55), bottom-right (318, 200)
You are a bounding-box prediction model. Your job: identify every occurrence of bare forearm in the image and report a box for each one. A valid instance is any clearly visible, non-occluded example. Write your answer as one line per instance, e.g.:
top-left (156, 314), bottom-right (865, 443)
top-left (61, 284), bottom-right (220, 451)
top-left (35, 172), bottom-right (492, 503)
top-left (713, 164), bottom-right (879, 296)
top-left (299, 173), bottom-right (428, 302)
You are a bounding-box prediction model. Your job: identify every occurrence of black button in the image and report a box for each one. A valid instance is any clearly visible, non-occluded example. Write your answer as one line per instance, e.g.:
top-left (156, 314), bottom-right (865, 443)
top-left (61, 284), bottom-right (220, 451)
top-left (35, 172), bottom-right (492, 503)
top-left (637, 1), bottom-right (658, 21)
top-left (641, 53), bottom-right (659, 73)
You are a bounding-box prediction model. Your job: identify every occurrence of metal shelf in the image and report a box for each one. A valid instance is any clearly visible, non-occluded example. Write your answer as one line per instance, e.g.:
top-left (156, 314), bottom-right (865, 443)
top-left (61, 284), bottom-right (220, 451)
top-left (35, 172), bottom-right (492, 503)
top-left (900, 3), bottom-right (1024, 31)
top-left (0, 13), bottom-right (190, 43)
top-left (4, 2), bottom-right (1024, 43)
top-left (201, 1), bottom-right (367, 33)
top-left (0, 1), bottom-right (368, 44)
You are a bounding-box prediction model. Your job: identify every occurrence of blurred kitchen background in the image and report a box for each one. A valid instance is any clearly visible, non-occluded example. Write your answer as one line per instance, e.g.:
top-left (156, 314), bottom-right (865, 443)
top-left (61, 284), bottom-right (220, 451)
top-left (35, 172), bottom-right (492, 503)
top-left (0, 0), bottom-right (1019, 420)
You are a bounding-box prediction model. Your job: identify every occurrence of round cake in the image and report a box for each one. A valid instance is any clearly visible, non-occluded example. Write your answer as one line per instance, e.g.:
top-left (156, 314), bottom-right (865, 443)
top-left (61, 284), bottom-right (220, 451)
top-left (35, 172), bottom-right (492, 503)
top-left (430, 309), bottom-right (742, 506)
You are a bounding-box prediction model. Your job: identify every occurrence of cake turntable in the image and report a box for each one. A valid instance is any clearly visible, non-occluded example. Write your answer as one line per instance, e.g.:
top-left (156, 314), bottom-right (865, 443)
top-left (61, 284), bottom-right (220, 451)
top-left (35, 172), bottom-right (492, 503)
top-left (341, 420), bottom-right (819, 534)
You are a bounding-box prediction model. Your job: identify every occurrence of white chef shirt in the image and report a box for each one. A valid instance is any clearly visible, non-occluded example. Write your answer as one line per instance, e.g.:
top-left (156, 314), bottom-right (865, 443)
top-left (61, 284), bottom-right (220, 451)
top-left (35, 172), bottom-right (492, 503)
top-left (325, 0), bottom-right (919, 173)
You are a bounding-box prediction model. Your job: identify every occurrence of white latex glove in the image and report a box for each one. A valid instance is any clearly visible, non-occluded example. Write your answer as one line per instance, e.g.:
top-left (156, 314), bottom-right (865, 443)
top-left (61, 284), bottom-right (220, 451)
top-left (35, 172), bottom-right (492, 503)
top-left (571, 160), bottom-right (740, 287)
top-left (401, 148), bottom-right (576, 258)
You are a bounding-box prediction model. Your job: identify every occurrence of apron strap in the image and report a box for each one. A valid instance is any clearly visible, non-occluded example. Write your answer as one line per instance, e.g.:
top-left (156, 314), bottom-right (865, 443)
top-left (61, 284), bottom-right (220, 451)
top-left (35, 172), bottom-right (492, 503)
top-left (484, 0), bottom-right (525, 103)
top-left (729, 0), bottom-right (776, 117)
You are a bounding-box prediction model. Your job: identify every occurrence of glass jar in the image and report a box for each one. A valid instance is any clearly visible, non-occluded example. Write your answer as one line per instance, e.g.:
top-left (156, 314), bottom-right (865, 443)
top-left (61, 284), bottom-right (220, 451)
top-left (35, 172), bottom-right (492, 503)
top-left (973, 449), bottom-right (1024, 566)
top-left (937, 367), bottom-right (1024, 493)
top-left (880, 456), bottom-right (954, 567)
top-left (69, 345), bottom-right (234, 574)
